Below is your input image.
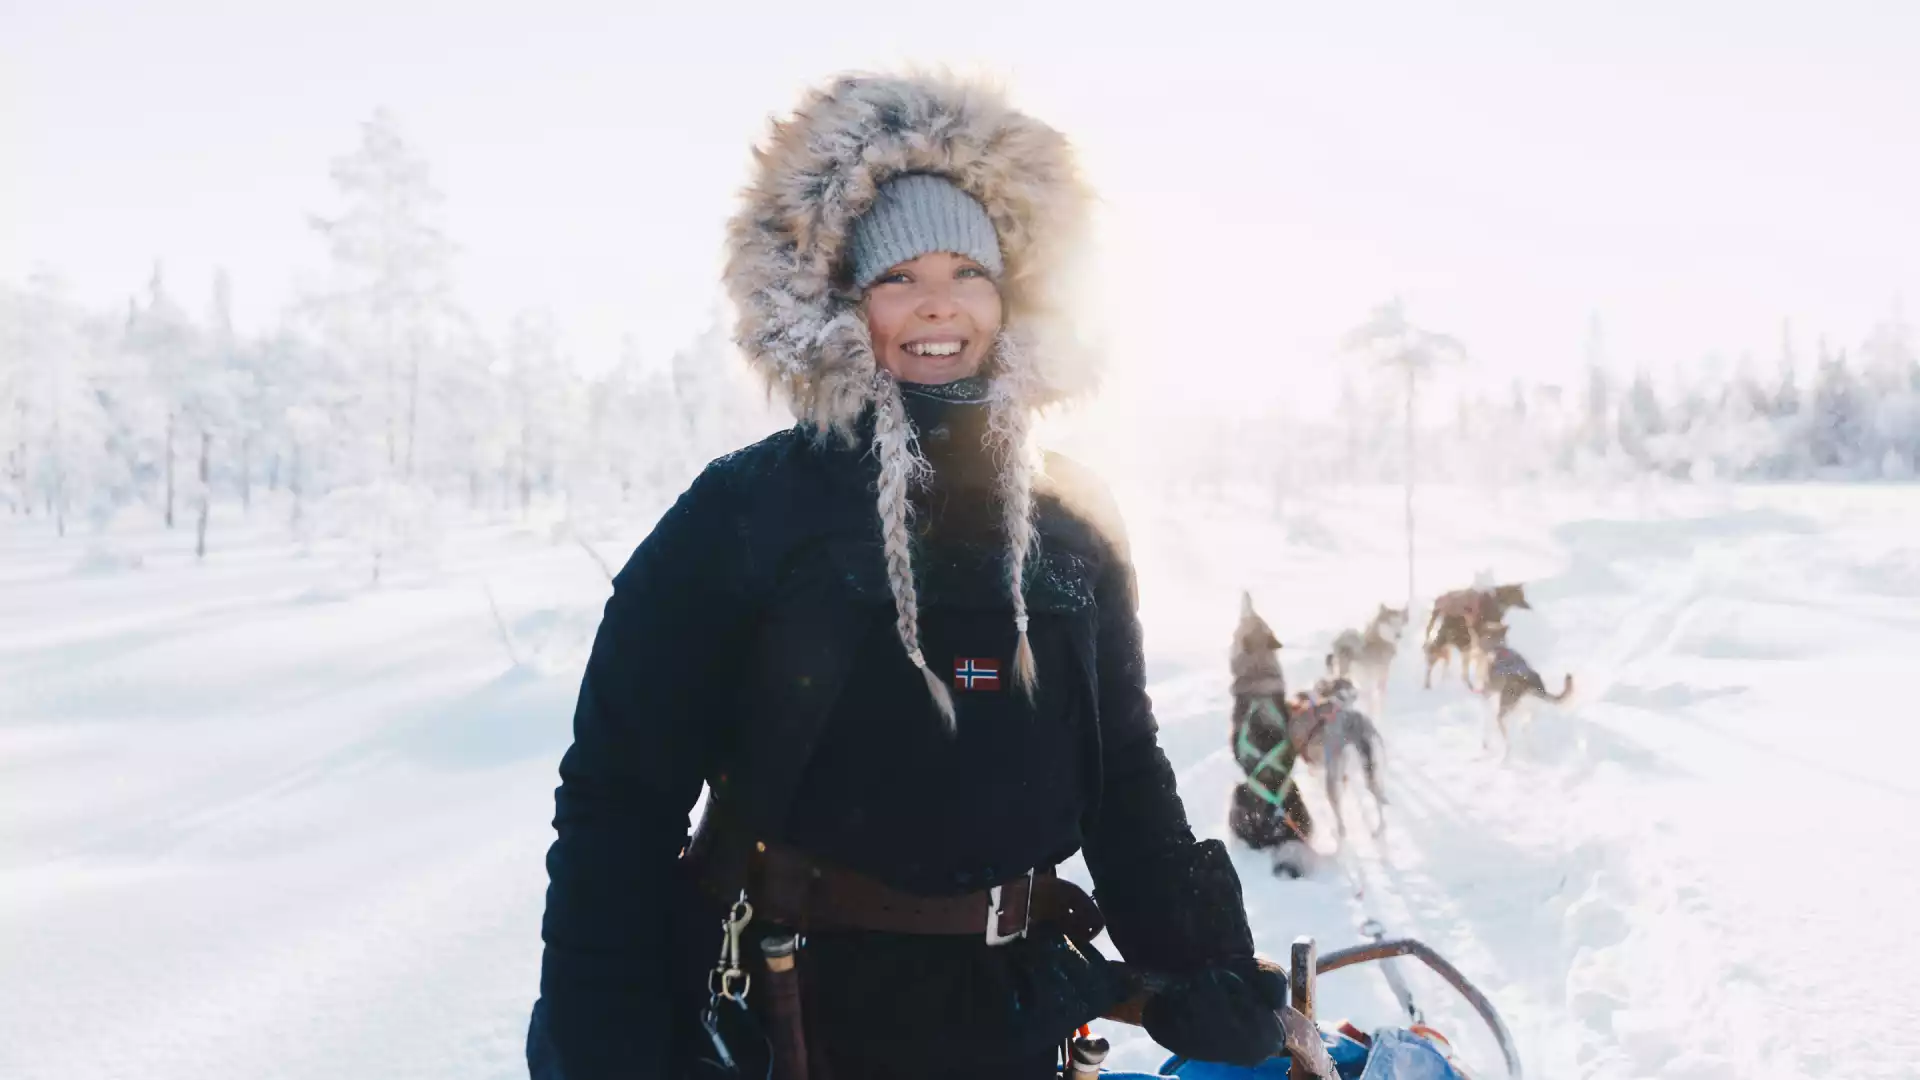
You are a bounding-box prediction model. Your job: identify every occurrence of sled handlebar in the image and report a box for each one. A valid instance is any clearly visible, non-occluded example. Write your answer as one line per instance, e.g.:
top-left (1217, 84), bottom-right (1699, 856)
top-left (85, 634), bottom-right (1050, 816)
top-left (1318, 938), bottom-right (1523, 1079)
top-left (1103, 938), bottom-right (1522, 1080)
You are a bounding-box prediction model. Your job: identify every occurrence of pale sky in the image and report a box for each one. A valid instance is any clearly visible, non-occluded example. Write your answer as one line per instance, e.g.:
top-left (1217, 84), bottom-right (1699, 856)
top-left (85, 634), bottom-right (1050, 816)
top-left (5, 0), bottom-right (1917, 416)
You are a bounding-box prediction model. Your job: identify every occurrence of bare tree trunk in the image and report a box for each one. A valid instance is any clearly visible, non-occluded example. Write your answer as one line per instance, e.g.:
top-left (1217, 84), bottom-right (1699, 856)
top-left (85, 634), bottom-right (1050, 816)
top-left (13, 404), bottom-right (28, 515)
top-left (196, 430), bottom-right (212, 560)
top-left (50, 411), bottom-right (65, 537)
top-left (164, 410), bottom-right (176, 529)
top-left (10, 438), bottom-right (24, 514)
top-left (518, 430), bottom-right (532, 518)
top-left (404, 338), bottom-right (420, 480)
top-left (289, 440), bottom-right (303, 529)
top-left (384, 313), bottom-right (397, 469)
top-left (239, 432), bottom-right (252, 512)
top-left (1405, 367), bottom-right (1417, 608)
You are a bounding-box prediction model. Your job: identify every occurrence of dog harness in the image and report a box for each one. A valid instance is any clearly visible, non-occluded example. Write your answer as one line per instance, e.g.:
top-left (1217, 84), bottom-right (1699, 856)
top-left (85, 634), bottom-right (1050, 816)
top-left (1234, 697), bottom-right (1299, 807)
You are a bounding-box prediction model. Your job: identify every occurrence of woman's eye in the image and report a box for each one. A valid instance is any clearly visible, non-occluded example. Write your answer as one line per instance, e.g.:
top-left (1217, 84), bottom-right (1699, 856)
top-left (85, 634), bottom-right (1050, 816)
top-left (877, 271), bottom-right (911, 285)
top-left (957, 266), bottom-right (986, 279)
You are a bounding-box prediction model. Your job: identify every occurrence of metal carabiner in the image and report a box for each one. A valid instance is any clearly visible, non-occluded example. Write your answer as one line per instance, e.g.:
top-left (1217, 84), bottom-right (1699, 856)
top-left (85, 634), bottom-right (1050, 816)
top-left (708, 891), bottom-right (756, 1002)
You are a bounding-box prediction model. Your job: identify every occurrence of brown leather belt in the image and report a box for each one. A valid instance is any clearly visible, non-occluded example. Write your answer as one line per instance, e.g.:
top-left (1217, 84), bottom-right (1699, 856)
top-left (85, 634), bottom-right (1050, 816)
top-left (699, 840), bottom-right (1105, 945)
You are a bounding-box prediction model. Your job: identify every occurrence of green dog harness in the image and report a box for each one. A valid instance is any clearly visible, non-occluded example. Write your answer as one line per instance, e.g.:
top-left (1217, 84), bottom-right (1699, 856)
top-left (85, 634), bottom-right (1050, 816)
top-left (1235, 697), bottom-right (1298, 806)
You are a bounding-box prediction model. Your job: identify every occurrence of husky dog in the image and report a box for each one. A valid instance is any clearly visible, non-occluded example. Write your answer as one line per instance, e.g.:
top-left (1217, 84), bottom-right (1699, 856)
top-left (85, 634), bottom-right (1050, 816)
top-left (1230, 591), bottom-right (1287, 703)
top-left (1290, 677), bottom-right (1389, 840)
top-left (1227, 593), bottom-right (1317, 877)
top-left (1424, 583), bottom-right (1531, 689)
top-left (1327, 604), bottom-right (1409, 716)
top-left (1469, 623), bottom-right (1574, 756)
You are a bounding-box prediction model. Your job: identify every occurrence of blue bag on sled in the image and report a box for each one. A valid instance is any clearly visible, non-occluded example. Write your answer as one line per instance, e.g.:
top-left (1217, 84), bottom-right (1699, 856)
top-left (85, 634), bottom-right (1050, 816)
top-left (1166, 1027), bottom-right (1465, 1078)
top-left (1094, 1025), bottom-right (1468, 1080)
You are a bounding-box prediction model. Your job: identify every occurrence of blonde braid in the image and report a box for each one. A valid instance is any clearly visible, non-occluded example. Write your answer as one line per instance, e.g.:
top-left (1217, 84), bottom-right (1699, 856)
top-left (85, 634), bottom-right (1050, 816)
top-left (871, 373), bottom-right (958, 729)
top-left (987, 331), bottom-right (1043, 701)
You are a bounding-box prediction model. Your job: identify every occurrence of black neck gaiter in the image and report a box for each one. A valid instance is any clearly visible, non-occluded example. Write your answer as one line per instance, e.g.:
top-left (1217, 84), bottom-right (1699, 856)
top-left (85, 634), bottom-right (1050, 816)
top-left (898, 376), bottom-right (1000, 546)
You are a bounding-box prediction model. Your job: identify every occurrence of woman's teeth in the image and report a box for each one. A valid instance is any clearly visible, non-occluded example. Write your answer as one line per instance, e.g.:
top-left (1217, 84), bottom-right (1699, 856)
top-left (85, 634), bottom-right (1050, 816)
top-left (904, 341), bottom-right (963, 357)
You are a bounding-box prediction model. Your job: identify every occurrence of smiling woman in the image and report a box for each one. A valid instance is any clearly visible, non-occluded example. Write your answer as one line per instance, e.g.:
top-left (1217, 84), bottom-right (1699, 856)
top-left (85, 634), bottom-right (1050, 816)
top-left (863, 250), bottom-right (1004, 384)
top-left (529, 71), bottom-right (1287, 1080)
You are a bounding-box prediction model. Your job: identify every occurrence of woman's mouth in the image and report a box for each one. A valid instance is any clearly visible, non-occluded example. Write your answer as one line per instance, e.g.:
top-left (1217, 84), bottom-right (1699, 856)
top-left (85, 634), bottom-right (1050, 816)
top-left (903, 340), bottom-right (965, 358)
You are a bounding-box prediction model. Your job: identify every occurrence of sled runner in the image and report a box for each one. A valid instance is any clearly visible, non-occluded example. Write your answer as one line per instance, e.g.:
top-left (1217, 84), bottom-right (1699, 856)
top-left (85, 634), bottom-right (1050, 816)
top-left (1090, 934), bottom-right (1522, 1080)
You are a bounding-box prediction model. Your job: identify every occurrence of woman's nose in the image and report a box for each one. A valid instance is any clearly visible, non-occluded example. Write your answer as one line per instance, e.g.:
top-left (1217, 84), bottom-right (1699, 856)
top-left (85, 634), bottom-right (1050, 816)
top-left (913, 282), bottom-right (960, 319)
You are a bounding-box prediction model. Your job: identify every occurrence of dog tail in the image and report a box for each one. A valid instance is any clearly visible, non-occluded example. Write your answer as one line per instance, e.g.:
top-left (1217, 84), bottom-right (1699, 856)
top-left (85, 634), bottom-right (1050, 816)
top-left (1538, 674), bottom-right (1575, 703)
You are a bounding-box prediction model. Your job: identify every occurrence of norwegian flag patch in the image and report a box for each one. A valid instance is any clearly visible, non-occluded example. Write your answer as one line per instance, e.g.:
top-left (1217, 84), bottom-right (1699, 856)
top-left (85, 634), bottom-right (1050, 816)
top-left (953, 657), bottom-right (1001, 691)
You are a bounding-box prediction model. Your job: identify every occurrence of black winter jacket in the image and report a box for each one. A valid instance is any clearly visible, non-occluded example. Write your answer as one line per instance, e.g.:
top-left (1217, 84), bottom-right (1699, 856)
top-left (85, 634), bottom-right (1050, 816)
top-left (529, 398), bottom-right (1257, 1078)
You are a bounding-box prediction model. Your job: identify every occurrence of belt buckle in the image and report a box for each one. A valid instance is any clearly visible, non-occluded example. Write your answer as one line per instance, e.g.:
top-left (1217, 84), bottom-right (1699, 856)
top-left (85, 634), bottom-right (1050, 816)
top-left (985, 869), bottom-right (1033, 946)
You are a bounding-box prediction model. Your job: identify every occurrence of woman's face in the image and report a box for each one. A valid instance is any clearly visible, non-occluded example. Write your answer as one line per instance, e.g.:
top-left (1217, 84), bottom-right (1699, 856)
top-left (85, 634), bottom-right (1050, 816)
top-left (863, 251), bottom-right (1003, 384)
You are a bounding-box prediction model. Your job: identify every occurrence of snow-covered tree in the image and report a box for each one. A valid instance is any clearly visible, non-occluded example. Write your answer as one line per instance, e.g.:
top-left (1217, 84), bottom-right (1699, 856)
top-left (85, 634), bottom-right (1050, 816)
top-left (1809, 344), bottom-right (1867, 471)
top-left (1859, 304), bottom-right (1919, 474)
top-left (176, 271), bottom-right (247, 557)
top-left (423, 316), bottom-right (504, 511)
top-left (1617, 370), bottom-right (1665, 466)
top-left (1342, 299), bottom-right (1466, 603)
top-left (9, 271), bottom-right (107, 533)
top-left (501, 310), bottom-right (574, 517)
top-left (305, 109), bottom-right (458, 483)
top-left (123, 264), bottom-right (205, 529)
top-left (1773, 321), bottom-right (1803, 420)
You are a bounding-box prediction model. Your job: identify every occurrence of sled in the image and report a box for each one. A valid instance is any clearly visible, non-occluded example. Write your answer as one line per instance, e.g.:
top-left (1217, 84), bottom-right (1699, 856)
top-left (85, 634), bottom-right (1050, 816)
top-left (1084, 935), bottom-right (1522, 1080)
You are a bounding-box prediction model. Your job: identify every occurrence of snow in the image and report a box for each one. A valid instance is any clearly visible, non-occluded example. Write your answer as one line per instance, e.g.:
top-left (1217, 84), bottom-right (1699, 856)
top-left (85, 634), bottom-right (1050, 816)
top-left (5, 483), bottom-right (1919, 1080)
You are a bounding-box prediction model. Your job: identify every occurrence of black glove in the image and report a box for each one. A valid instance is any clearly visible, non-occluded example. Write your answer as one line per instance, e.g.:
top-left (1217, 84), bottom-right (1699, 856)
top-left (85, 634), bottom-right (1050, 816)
top-left (1094, 839), bottom-right (1285, 1064)
top-left (1141, 959), bottom-right (1288, 1066)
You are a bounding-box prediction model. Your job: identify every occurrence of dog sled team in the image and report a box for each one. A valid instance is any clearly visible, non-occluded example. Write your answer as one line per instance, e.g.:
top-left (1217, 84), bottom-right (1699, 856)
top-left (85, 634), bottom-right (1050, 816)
top-left (1228, 578), bottom-right (1574, 878)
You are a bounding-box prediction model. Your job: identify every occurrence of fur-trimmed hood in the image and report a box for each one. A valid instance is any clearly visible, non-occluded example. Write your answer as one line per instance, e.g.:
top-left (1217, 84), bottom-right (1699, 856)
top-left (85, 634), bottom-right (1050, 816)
top-left (724, 72), bottom-right (1099, 436)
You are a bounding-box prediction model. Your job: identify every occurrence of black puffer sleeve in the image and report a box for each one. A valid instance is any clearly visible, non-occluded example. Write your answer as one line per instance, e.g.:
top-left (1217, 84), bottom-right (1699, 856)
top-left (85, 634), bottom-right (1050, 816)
top-left (528, 461), bottom-right (756, 1079)
top-left (1064, 467), bottom-right (1258, 974)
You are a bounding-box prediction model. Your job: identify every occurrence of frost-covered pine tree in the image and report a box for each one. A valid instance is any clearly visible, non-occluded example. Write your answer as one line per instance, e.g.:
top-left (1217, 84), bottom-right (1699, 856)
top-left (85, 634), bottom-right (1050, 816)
top-left (1809, 342), bottom-right (1866, 471)
top-left (1858, 304), bottom-right (1919, 475)
top-left (215, 272), bottom-right (272, 516)
top-left (666, 315), bottom-right (785, 485)
top-left (13, 271), bottom-right (98, 534)
top-left (124, 264), bottom-right (202, 529)
top-left (1581, 314), bottom-right (1614, 460)
top-left (1773, 321), bottom-right (1803, 420)
top-left (305, 109), bottom-right (457, 484)
top-left (1617, 370), bottom-right (1665, 467)
top-left (427, 315), bottom-right (503, 512)
top-left (0, 281), bottom-right (30, 515)
top-left (578, 334), bottom-right (673, 519)
top-left (178, 272), bottom-right (246, 557)
top-left (501, 310), bottom-right (572, 517)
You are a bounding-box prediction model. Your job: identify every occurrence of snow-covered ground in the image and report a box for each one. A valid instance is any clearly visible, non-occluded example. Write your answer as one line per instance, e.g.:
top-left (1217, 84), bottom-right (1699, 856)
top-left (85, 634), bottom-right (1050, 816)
top-left (5, 482), bottom-right (1918, 1080)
